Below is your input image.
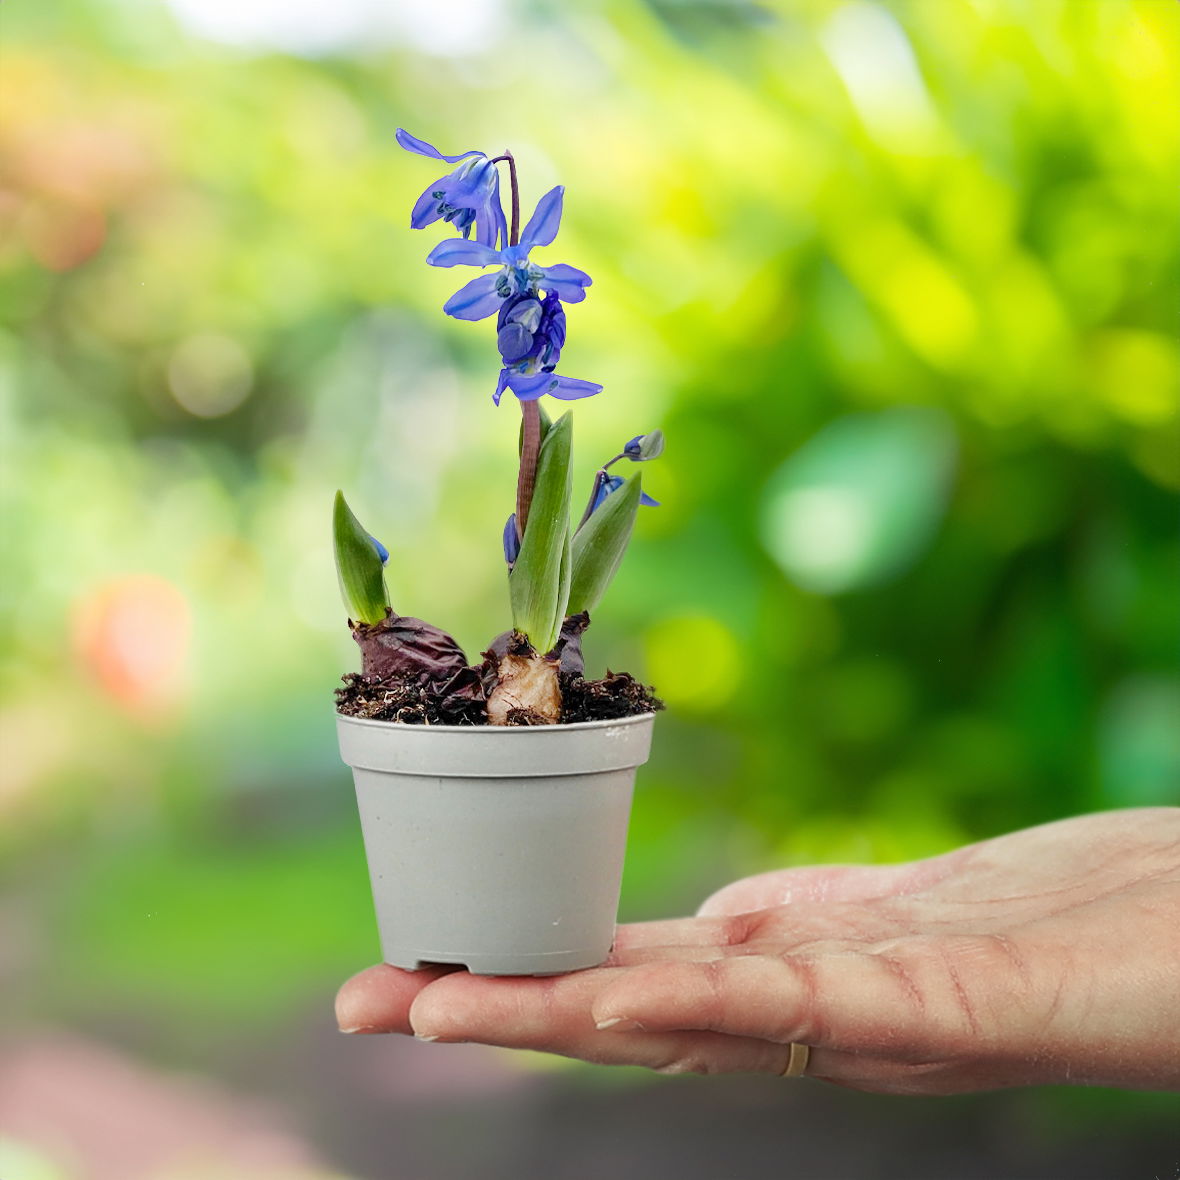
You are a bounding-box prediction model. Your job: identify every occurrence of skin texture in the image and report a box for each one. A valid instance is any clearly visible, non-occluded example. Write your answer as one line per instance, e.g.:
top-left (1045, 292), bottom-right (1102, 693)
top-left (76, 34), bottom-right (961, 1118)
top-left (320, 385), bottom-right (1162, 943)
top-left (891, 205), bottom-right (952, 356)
top-left (335, 808), bottom-right (1180, 1094)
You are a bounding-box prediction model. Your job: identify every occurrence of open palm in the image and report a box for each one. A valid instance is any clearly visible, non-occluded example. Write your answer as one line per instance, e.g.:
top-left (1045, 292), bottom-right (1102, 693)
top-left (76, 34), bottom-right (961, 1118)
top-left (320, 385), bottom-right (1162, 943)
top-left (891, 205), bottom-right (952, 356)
top-left (336, 809), bottom-right (1180, 1094)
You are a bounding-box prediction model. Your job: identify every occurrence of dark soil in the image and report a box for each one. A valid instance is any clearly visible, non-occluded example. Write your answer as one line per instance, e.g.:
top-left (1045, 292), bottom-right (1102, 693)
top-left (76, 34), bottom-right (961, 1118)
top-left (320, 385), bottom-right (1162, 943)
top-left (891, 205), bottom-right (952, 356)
top-left (334, 673), bottom-right (487, 726)
top-left (336, 610), bottom-right (661, 726)
top-left (559, 671), bottom-right (665, 723)
top-left (335, 668), bottom-right (662, 726)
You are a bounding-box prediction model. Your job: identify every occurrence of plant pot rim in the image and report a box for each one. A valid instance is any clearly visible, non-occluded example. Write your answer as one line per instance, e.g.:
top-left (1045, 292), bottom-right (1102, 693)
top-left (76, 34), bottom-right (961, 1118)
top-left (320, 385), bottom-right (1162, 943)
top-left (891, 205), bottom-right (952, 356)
top-left (335, 710), bottom-right (657, 737)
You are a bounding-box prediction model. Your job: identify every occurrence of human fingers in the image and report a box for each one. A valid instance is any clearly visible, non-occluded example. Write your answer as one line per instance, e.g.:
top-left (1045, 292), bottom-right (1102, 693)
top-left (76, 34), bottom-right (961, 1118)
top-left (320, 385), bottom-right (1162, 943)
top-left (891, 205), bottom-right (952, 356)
top-left (608, 914), bottom-right (747, 955)
top-left (604, 907), bottom-right (873, 962)
top-left (335, 962), bottom-right (461, 1034)
top-left (590, 932), bottom-right (1056, 1063)
top-left (405, 970), bottom-right (801, 1076)
top-left (608, 898), bottom-right (930, 968)
top-left (389, 962), bottom-right (1034, 1091)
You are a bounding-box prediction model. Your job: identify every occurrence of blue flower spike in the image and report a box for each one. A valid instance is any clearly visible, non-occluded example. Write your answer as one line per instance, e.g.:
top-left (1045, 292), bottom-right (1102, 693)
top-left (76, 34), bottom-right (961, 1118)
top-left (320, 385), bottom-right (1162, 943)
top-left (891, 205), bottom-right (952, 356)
top-left (397, 128), bottom-right (507, 249)
top-left (425, 188), bottom-right (596, 405)
top-left (333, 132), bottom-right (663, 654)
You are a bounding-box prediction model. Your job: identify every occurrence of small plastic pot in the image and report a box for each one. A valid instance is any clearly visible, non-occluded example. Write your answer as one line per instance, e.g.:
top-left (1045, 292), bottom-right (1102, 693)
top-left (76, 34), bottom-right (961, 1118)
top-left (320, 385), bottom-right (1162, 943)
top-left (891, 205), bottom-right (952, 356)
top-left (336, 712), bottom-right (656, 976)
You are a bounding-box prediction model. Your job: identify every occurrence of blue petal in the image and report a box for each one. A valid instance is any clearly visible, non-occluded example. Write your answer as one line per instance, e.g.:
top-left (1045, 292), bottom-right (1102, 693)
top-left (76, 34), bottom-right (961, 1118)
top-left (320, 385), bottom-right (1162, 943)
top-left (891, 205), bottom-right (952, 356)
top-left (498, 322), bottom-right (535, 363)
top-left (624, 435), bottom-right (644, 459)
top-left (427, 239), bottom-right (503, 268)
top-left (519, 186), bottom-right (564, 250)
top-left (475, 192), bottom-right (508, 250)
top-left (499, 370), bottom-right (603, 403)
top-left (443, 274), bottom-right (503, 320)
top-left (493, 369), bottom-right (511, 406)
top-left (591, 473), bottom-right (625, 514)
top-left (504, 371), bottom-right (551, 402)
top-left (589, 474), bottom-right (657, 515)
top-left (410, 183), bottom-right (444, 229)
top-left (545, 374), bottom-right (603, 401)
top-left (396, 128), bottom-right (482, 165)
top-left (535, 263), bottom-right (592, 303)
top-left (468, 165), bottom-right (506, 248)
top-left (368, 534), bottom-right (390, 563)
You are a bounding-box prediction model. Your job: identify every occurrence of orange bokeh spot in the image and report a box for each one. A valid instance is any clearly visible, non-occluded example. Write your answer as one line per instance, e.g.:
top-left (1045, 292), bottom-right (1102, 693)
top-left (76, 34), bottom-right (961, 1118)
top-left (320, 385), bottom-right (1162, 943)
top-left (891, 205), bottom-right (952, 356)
top-left (73, 575), bottom-right (191, 720)
top-left (20, 198), bottom-right (107, 272)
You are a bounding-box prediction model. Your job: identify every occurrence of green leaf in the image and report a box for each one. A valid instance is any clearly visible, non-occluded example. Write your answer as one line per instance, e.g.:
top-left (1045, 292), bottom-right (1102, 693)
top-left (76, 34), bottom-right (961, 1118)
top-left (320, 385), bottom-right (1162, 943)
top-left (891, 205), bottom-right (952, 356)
top-left (556, 518), bottom-right (572, 632)
top-left (568, 471), bottom-right (643, 615)
top-left (332, 490), bottom-right (389, 625)
top-left (509, 412), bottom-right (573, 653)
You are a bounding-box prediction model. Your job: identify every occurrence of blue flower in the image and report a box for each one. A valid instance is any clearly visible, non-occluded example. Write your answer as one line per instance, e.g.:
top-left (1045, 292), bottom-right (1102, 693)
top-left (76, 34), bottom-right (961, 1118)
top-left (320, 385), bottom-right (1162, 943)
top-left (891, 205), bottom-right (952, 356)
top-left (397, 128), bottom-right (507, 249)
top-left (588, 473), bottom-right (660, 514)
top-left (497, 291), bottom-right (564, 365)
top-left (425, 186), bottom-right (592, 321)
top-left (490, 290), bottom-right (599, 404)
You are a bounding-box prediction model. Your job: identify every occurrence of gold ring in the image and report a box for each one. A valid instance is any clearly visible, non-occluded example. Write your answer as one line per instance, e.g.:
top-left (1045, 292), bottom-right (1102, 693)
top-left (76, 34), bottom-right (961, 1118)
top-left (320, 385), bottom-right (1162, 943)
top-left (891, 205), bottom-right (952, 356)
top-left (781, 1042), bottom-right (810, 1078)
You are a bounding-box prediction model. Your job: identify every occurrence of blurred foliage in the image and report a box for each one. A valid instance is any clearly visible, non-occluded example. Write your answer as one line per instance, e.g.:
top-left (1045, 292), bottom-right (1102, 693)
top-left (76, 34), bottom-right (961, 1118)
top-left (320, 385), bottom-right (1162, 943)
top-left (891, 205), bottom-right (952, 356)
top-left (1, 0), bottom-right (1178, 1124)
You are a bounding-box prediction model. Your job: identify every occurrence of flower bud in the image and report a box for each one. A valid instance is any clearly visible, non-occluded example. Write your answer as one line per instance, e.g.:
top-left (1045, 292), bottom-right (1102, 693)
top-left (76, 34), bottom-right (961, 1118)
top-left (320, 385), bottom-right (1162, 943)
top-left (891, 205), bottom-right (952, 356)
top-left (502, 513), bottom-right (521, 566)
top-left (590, 473), bottom-right (625, 515)
top-left (368, 534), bottom-right (390, 564)
top-left (623, 430), bottom-right (665, 461)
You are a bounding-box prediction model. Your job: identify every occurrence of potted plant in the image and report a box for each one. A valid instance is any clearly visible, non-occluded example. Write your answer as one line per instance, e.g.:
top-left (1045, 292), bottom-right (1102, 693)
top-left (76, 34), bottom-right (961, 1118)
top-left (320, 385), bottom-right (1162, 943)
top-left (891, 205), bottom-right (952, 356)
top-left (333, 130), bottom-right (665, 976)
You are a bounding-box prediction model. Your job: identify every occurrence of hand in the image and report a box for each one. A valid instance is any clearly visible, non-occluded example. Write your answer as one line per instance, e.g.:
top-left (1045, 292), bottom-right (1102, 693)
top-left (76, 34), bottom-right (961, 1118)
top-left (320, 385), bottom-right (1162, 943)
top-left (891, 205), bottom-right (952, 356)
top-left (335, 808), bottom-right (1180, 1094)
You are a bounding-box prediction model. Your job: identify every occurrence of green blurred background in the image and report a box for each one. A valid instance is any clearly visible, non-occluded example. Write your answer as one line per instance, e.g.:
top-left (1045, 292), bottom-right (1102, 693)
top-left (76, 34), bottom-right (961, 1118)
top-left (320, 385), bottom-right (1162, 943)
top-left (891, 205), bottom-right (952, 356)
top-left (2, 0), bottom-right (1178, 1176)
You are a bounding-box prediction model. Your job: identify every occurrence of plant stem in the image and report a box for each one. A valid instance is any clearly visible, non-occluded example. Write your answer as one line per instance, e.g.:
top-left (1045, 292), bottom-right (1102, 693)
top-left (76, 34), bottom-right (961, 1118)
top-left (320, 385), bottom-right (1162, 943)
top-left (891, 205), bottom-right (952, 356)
top-left (517, 400), bottom-right (541, 535)
top-left (489, 152), bottom-right (520, 251)
top-left (576, 469), bottom-right (607, 531)
top-left (507, 154), bottom-right (520, 248)
top-left (493, 149), bottom-right (537, 542)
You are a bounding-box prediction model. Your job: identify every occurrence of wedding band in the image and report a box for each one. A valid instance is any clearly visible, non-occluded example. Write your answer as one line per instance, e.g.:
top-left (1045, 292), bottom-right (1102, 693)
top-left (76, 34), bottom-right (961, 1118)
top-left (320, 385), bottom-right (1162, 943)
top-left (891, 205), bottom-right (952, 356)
top-left (781, 1042), bottom-right (810, 1078)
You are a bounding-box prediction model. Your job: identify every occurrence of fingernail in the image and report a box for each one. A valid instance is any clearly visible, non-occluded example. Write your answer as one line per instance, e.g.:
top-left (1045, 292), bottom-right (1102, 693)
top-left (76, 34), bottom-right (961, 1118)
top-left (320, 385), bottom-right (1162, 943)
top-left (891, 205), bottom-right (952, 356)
top-left (339, 1025), bottom-right (383, 1035)
top-left (414, 1033), bottom-right (440, 1042)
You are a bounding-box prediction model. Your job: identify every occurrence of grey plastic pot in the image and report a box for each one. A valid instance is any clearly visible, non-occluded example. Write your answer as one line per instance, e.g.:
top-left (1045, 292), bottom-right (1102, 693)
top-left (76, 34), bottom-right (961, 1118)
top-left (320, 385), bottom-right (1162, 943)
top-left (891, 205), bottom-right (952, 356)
top-left (336, 711), bottom-right (656, 976)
